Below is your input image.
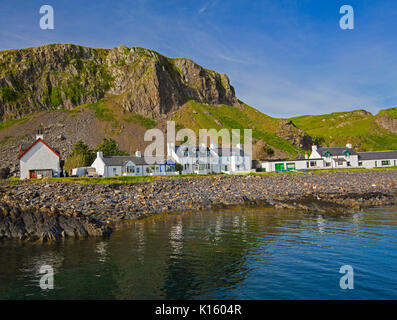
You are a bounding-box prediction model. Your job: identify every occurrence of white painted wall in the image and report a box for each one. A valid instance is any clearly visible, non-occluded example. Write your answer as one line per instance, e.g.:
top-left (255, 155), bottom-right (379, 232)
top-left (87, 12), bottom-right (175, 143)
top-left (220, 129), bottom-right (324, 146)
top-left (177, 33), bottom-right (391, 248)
top-left (20, 141), bottom-right (60, 179)
top-left (359, 158), bottom-right (397, 169)
top-left (260, 159), bottom-right (324, 172)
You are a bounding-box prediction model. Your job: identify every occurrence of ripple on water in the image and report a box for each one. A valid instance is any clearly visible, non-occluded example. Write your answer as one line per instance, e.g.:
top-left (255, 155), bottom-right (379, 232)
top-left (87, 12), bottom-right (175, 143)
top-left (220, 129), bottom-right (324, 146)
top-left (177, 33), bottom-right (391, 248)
top-left (0, 206), bottom-right (396, 299)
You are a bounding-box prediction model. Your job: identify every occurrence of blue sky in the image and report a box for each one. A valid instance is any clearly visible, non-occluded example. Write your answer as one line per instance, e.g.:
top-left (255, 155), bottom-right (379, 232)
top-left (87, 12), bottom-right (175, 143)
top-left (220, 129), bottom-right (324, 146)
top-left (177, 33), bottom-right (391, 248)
top-left (1, 0), bottom-right (397, 117)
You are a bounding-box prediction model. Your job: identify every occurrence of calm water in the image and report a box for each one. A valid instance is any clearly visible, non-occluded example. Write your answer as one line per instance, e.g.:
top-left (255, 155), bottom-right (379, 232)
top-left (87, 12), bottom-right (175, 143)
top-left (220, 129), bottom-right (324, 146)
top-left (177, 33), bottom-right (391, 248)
top-left (1, 206), bottom-right (397, 300)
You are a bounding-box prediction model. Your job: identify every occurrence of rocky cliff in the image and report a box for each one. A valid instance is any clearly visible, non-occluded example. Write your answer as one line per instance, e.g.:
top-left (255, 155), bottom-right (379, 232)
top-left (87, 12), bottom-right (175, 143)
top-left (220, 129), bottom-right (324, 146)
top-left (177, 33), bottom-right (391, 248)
top-left (0, 43), bottom-right (314, 171)
top-left (0, 44), bottom-right (237, 120)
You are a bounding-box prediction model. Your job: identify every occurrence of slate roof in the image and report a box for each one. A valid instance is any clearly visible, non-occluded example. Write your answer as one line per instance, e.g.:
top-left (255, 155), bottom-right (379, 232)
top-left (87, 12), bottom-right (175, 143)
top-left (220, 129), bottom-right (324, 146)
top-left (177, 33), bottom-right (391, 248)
top-left (174, 145), bottom-right (245, 157)
top-left (101, 156), bottom-right (167, 166)
top-left (214, 147), bottom-right (246, 156)
top-left (316, 147), bottom-right (358, 156)
top-left (358, 151), bottom-right (397, 160)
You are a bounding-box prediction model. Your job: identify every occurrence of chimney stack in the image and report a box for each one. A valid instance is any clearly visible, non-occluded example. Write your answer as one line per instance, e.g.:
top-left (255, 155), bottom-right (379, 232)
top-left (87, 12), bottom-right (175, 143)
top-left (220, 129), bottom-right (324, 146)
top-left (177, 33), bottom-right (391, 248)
top-left (346, 141), bottom-right (352, 149)
top-left (36, 128), bottom-right (44, 140)
top-left (312, 145), bottom-right (318, 152)
top-left (135, 151), bottom-right (142, 157)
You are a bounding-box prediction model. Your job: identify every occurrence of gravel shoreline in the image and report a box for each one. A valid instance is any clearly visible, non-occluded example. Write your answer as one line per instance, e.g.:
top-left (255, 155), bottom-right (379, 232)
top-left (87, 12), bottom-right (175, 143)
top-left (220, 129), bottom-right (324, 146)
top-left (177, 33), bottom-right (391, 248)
top-left (1, 171), bottom-right (396, 241)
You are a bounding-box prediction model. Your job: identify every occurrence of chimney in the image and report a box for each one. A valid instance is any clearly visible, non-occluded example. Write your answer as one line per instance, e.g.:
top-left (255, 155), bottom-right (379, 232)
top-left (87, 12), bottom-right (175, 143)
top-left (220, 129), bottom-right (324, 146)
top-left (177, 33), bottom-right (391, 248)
top-left (36, 128), bottom-right (44, 140)
top-left (346, 141), bottom-right (352, 149)
top-left (135, 151), bottom-right (142, 157)
top-left (236, 143), bottom-right (242, 149)
top-left (97, 151), bottom-right (103, 159)
top-left (312, 145), bottom-right (318, 152)
top-left (305, 152), bottom-right (308, 159)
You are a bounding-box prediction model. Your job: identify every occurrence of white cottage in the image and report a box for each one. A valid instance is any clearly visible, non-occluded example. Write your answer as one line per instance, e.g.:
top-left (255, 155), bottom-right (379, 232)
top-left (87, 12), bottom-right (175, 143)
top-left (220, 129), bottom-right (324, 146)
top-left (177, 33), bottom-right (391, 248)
top-left (357, 151), bottom-right (397, 168)
top-left (167, 143), bottom-right (252, 174)
top-left (91, 151), bottom-right (177, 177)
top-left (19, 135), bottom-right (61, 179)
top-left (309, 143), bottom-right (359, 168)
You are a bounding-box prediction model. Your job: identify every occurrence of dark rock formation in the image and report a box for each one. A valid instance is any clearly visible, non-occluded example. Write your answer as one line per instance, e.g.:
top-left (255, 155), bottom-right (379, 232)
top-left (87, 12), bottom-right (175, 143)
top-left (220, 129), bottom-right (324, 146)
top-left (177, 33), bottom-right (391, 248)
top-left (0, 202), bottom-right (112, 241)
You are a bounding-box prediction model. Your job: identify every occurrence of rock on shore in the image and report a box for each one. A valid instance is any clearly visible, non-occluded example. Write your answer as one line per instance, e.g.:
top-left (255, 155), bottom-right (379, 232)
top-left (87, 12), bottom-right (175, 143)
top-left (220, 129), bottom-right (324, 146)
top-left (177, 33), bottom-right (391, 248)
top-left (0, 202), bottom-right (111, 241)
top-left (0, 170), bottom-right (396, 241)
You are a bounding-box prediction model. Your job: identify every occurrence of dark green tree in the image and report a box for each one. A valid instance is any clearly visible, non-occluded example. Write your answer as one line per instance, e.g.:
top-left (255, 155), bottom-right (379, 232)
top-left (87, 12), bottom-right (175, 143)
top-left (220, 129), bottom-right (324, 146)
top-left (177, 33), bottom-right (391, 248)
top-left (95, 138), bottom-right (127, 156)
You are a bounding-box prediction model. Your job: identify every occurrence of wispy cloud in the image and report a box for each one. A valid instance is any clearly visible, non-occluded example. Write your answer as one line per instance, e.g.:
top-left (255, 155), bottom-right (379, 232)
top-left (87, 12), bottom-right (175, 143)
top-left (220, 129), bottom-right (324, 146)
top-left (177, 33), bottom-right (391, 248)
top-left (198, 0), bottom-right (218, 14)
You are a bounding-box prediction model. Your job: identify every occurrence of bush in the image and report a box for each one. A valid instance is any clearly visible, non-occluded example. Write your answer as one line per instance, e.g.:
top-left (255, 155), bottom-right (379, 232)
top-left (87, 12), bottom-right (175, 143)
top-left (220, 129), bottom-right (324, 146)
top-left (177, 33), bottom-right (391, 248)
top-left (50, 87), bottom-right (62, 107)
top-left (0, 167), bottom-right (11, 179)
top-left (1, 86), bottom-right (17, 103)
top-left (95, 138), bottom-right (127, 156)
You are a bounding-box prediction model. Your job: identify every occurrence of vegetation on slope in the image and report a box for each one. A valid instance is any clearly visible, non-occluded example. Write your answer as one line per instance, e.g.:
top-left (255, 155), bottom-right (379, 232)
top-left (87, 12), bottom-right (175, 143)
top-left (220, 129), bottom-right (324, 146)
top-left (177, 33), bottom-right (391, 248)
top-left (174, 100), bottom-right (303, 156)
top-left (290, 109), bottom-right (397, 151)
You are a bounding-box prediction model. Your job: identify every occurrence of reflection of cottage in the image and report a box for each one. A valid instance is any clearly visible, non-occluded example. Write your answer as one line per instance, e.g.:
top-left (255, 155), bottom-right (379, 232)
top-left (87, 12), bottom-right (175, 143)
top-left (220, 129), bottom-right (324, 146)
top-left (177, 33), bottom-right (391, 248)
top-left (91, 151), bottom-right (177, 177)
top-left (19, 133), bottom-right (61, 179)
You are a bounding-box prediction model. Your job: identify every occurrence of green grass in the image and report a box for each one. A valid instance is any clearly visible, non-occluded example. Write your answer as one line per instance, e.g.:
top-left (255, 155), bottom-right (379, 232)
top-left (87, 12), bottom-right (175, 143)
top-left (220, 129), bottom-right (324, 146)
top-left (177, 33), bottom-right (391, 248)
top-left (0, 116), bottom-right (30, 131)
top-left (378, 107), bottom-right (397, 119)
top-left (87, 99), bottom-right (115, 122)
top-left (123, 113), bottom-right (157, 129)
top-left (174, 100), bottom-right (302, 157)
top-left (309, 166), bottom-right (397, 173)
top-left (290, 109), bottom-right (397, 151)
top-left (0, 136), bottom-right (12, 145)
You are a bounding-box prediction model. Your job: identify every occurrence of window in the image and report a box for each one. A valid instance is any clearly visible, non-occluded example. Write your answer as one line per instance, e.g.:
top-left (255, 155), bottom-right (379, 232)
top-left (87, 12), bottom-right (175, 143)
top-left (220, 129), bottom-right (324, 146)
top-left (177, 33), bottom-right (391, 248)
top-left (325, 151), bottom-right (331, 158)
top-left (344, 150), bottom-right (350, 158)
top-left (136, 167), bottom-right (140, 173)
top-left (394, 160), bottom-right (396, 166)
top-left (126, 165), bottom-right (135, 173)
top-left (381, 160), bottom-right (390, 166)
top-left (358, 162), bottom-right (363, 167)
top-left (347, 161), bottom-right (351, 167)
top-left (325, 162), bottom-right (331, 167)
top-left (310, 161), bottom-right (317, 167)
top-left (113, 168), bottom-right (117, 174)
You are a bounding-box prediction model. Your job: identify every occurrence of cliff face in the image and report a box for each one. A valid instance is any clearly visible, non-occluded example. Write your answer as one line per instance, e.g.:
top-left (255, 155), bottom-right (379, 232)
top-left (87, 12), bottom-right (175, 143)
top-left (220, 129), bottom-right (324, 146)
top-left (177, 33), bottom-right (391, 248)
top-left (376, 109), bottom-right (397, 134)
top-left (0, 44), bottom-right (237, 120)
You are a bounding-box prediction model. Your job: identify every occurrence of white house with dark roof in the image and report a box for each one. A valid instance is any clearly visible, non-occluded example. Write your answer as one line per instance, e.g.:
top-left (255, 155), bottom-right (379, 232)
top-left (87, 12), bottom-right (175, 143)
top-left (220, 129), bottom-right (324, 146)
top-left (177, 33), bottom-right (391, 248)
top-left (91, 151), bottom-right (177, 177)
top-left (167, 144), bottom-right (219, 174)
top-left (167, 142), bottom-right (252, 174)
top-left (255, 142), bottom-right (397, 172)
top-left (309, 142), bottom-right (359, 168)
top-left (357, 151), bottom-right (397, 169)
top-left (19, 133), bottom-right (61, 179)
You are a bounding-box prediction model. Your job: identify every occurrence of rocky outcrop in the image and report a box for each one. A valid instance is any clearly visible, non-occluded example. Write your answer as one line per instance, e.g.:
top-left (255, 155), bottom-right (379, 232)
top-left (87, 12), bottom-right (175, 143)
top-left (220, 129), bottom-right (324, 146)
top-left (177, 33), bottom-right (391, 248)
top-left (0, 202), bottom-right (111, 241)
top-left (0, 44), bottom-right (237, 120)
top-left (376, 112), bottom-right (397, 134)
top-left (276, 119), bottom-right (313, 149)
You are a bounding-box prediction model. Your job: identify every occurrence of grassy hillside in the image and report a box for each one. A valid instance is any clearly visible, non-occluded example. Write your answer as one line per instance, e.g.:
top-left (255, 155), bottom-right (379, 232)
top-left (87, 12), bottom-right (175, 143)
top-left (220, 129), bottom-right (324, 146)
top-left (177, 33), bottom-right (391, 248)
top-left (173, 100), bottom-right (303, 156)
top-left (290, 108), bottom-right (397, 151)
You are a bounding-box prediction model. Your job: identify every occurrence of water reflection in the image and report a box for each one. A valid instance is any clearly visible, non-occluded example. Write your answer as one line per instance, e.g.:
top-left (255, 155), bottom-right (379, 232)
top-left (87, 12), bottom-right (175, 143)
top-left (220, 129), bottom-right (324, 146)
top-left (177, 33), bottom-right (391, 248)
top-left (0, 206), bottom-right (396, 299)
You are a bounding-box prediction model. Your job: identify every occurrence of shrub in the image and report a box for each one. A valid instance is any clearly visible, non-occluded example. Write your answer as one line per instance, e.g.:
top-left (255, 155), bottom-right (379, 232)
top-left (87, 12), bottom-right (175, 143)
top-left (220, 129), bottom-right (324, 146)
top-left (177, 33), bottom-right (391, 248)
top-left (0, 167), bottom-right (11, 179)
top-left (1, 86), bottom-right (17, 103)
